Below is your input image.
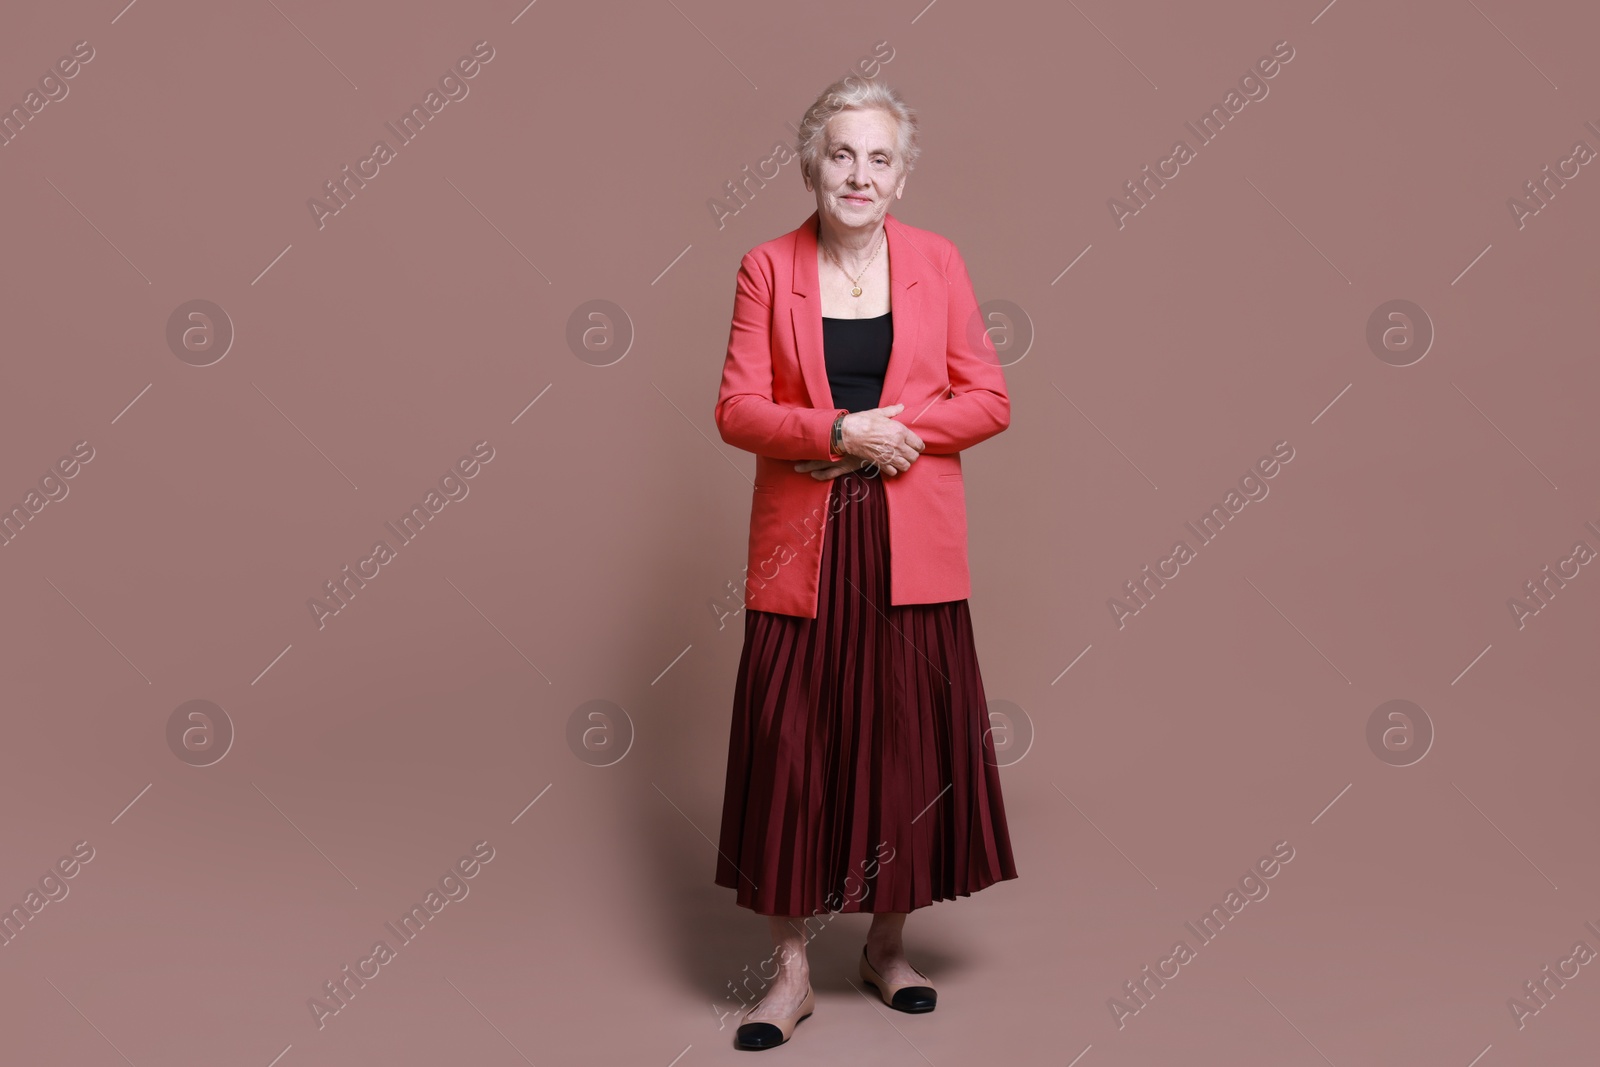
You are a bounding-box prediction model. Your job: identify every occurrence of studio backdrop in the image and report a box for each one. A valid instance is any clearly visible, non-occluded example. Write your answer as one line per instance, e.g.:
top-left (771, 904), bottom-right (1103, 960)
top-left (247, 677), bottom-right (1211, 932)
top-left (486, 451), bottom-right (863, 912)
top-left (1, 0), bottom-right (1597, 1064)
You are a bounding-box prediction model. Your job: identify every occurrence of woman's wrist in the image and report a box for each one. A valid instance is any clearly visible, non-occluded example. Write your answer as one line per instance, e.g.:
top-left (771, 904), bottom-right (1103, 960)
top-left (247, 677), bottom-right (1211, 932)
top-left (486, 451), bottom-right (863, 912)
top-left (830, 410), bottom-right (848, 455)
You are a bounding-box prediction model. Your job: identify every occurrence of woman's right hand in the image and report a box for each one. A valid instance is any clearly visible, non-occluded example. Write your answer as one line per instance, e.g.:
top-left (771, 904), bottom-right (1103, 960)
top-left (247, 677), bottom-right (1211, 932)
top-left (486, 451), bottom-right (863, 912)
top-left (841, 404), bottom-right (924, 475)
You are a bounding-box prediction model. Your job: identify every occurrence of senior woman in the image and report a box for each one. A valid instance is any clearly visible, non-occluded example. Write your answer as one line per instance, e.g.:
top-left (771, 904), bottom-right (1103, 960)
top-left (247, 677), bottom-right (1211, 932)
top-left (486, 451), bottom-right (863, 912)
top-left (712, 77), bottom-right (1017, 1051)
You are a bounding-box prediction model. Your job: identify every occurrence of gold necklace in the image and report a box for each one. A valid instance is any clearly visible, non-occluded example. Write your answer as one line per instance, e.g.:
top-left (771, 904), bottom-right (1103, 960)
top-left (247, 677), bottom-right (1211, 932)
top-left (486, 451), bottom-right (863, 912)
top-left (823, 230), bottom-right (884, 298)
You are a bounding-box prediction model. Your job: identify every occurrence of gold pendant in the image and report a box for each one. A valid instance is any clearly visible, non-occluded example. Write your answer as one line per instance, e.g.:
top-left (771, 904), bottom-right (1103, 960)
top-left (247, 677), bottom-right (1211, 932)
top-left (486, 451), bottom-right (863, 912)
top-left (851, 286), bottom-right (862, 297)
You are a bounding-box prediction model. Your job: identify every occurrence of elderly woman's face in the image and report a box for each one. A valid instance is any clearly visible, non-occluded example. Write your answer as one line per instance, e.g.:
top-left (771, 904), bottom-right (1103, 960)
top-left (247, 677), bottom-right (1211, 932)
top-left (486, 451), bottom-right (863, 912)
top-left (808, 108), bottom-right (905, 231)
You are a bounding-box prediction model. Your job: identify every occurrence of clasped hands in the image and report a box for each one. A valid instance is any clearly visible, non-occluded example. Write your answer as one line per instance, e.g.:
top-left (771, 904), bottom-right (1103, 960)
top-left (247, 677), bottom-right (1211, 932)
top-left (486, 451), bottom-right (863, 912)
top-left (793, 403), bottom-right (925, 481)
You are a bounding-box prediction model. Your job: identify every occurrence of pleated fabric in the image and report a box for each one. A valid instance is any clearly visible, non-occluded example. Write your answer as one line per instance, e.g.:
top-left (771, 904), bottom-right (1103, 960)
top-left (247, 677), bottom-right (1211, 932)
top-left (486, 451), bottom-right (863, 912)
top-left (714, 467), bottom-right (1018, 916)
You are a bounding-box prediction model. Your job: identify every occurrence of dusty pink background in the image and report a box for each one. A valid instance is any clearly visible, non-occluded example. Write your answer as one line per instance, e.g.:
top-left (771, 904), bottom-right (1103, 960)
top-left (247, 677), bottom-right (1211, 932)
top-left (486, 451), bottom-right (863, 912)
top-left (1, 0), bottom-right (1597, 1063)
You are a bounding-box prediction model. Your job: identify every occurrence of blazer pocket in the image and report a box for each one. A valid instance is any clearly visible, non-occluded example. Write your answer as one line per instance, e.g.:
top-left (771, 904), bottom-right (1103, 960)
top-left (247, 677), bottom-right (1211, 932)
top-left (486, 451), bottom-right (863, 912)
top-left (753, 483), bottom-right (776, 492)
top-left (937, 473), bottom-right (963, 481)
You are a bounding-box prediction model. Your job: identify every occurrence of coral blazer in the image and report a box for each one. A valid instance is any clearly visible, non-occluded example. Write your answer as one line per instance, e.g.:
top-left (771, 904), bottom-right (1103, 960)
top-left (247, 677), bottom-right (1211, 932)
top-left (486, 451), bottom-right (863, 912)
top-left (714, 209), bottom-right (1010, 618)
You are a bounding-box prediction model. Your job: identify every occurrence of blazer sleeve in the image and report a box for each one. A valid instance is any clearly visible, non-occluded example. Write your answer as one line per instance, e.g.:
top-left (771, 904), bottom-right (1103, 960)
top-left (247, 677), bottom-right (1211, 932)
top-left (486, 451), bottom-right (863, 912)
top-left (714, 251), bottom-right (847, 462)
top-left (899, 243), bottom-right (1011, 455)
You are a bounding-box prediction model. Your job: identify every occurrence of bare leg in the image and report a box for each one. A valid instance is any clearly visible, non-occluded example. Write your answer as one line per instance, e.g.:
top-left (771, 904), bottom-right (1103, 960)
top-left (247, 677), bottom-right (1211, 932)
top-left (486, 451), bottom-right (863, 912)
top-left (865, 911), bottom-right (926, 986)
top-left (741, 916), bottom-right (812, 1025)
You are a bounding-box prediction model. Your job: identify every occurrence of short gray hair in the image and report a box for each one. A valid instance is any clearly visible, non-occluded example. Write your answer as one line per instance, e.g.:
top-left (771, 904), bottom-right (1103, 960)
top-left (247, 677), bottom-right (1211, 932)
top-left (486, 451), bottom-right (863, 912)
top-left (796, 77), bottom-right (920, 184)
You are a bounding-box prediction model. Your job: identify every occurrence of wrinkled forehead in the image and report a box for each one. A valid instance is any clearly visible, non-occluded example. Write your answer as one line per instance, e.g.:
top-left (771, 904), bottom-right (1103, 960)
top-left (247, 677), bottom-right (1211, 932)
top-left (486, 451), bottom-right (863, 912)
top-left (823, 109), bottom-right (902, 156)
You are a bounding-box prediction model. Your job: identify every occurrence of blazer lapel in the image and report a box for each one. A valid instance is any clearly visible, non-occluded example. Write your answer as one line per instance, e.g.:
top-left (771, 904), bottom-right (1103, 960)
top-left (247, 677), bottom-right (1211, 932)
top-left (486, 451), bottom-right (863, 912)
top-left (791, 209), bottom-right (924, 412)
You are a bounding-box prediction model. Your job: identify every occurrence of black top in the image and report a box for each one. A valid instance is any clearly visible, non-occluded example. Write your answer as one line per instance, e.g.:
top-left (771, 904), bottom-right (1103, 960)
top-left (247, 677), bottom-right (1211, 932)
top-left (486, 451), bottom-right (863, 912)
top-left (821, 311), bottom-right (893, 413)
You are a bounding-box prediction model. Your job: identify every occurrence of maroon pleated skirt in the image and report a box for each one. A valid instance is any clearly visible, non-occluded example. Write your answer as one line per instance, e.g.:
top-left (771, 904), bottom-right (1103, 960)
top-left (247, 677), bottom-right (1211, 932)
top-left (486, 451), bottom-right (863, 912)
top-left (714, 466), bottom-right (1018, 916)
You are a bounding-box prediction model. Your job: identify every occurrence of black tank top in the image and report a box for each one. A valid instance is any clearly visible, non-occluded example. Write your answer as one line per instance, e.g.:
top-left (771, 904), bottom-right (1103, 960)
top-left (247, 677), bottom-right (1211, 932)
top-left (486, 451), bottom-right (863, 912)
top-left (822, 311), bottom-right (893, 412)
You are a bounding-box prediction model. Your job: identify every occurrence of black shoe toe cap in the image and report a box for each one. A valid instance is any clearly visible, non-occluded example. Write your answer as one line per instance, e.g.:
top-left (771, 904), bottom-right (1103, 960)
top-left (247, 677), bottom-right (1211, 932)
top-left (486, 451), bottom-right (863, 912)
top-left (734, 1022), bottom-right (786, 1049)
top-left (891, 986), bottom-right (937, 1013)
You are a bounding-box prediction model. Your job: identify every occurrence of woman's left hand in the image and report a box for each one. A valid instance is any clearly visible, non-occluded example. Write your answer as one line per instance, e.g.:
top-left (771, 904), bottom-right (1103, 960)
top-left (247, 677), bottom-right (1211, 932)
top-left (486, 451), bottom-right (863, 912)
top-left (794, 455), bottom-right (870, 480)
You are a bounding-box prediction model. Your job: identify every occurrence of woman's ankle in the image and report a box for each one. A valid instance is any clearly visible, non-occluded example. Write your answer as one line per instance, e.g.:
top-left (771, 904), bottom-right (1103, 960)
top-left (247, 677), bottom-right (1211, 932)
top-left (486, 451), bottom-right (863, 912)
top-left (865, 940), bottom-right (905, 967)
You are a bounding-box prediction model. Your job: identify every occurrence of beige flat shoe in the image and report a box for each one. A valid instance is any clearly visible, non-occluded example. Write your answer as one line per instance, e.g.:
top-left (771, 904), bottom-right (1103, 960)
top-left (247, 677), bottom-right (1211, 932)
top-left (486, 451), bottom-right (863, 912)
top-left (734, 983), bottom-right (815, 1050)
top-left (860, 944), bottom-right (937, 1013)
